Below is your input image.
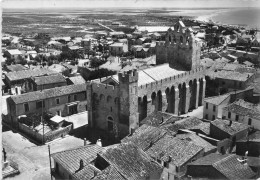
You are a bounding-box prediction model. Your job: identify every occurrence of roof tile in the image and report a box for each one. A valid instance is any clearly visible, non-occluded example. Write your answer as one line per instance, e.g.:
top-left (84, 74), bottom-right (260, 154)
top-left (10, 84), bottom-right (86, 104)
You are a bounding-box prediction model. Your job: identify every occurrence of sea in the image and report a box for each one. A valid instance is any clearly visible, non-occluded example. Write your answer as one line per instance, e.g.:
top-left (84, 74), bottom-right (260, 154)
top-left (164, 7), bottom-right (260, 29)
top-left (3, 7), bottom-right (260, 29)
top-left (211, 8), bottom-right (260, 29)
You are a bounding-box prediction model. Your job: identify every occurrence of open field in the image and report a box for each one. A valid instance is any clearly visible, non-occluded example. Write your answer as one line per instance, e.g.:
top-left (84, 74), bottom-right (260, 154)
top-left (3, 8), bottom-right (193, 37)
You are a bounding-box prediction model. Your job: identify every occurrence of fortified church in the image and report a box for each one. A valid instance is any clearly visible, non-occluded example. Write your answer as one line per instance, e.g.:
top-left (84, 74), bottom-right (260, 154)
top-left (87, 19), bottom-right (206, 138)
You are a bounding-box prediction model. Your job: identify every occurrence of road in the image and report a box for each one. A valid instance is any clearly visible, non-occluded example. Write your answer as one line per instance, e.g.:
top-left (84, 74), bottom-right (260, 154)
top-left (3, 127), bottom-right (84, 180)
top-left (180, 106), bottom-right (204, 119)
top-left (97, 23), bottom-right (114, 32)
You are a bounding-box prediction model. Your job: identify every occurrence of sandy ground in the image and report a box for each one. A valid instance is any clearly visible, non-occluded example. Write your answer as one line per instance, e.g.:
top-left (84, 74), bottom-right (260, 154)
top-left (3, 128), bottom-right (84, 180)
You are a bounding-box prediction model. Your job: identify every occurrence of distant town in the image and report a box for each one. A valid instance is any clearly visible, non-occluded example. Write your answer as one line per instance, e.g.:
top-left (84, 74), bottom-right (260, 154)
top-left (2, 7), bottom-right (260, 180)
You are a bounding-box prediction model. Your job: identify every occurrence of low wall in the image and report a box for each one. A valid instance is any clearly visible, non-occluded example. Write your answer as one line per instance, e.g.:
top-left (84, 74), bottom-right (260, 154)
top-left (18, 122), bottom-right (73, 143)
top-left (44, 124), bottom-right (72, 142)
top-left (18, 123), bottom-right (43, 142)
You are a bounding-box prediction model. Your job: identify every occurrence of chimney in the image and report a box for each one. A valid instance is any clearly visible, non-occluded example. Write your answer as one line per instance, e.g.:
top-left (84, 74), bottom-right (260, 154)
top-left (84, 138), bottom-right (87, 146)
top-left (75, 159), bottom-right (84, 173)
top-left (149, 141), bottom-right (153, 148)
top-left (229, 120), bottom-right (232, 126)
top-left (96, 139), bottom-right (102, 147)
top-left (159, 117), bottom-right (164, 124)
top-left (245, 151), bottom-right (248, 159)
top-left (93, 170), bottom-right (98, 178)
top-left (130, 128), bottom-right (135, 136)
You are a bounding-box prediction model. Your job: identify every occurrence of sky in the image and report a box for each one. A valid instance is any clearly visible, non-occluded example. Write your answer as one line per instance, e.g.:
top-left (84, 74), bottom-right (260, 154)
top-left (2, 0), bottom-right (260, 9)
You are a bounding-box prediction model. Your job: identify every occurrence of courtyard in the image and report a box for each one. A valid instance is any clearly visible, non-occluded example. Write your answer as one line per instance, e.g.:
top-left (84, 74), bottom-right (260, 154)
top-left (3, 125), bottom-right (85, 180)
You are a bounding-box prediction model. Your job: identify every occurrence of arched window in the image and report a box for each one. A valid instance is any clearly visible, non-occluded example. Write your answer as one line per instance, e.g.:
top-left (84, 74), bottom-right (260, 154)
top-left (180, 36), bottom-right (183, 43)
top-left (100, 94), bottom-right (105, 101)
top-left (173, 35), bottom-right (176, 43)
top-left (107, 96), bottom-right (112, 103)
top-left (114, 97), bottom-right (119, 104)
top-left (186, 36), bottom-right (189, 44)
top-left (107, 116), bottom-right (113, 131)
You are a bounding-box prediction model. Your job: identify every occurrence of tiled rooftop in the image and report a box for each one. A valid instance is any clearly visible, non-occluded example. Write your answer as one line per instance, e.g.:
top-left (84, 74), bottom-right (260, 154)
top-left (33, 74), bottom-right (66, 85)
top-left (213, 154), bottom-right (256, 179)
top-left (189, 153), bottom-right (256, 179)
top-left (237, 130), bottom-right (260, 143)
top-left (210, 70), bottom-right (254, 81)
top-left (162, 116), bottom-right (209, 135)
top-left (188, 122), bottom-right (210, 135)
top-left (146, 134), bottom-right (204, 166)
top-left (223, 99), bottom-right (260, 120)
top-left (188, 153), bottom-right (228, 166)
top-left (140, 111), bottom-right (182, 127)
top-left (204, 94), bottom-right (230, 105)
top-left (99, 142), bottom-right (163, 180)
top-left (10, 84), bottom-right (86, 104)
top-left (68, 75), bottom-right (86, 85)
top-left (5, 64), bottom-right (28, 72)
top-left (121, 124), bottom-right (168, 151)
top-left (51, 145), bottom-right (103, 180)
top-left (5, 68), bottom-right (57, 81)
top-left (210, 119), bottom-right (249, 136)
top-left (176, 133), bottom-right (216, 154)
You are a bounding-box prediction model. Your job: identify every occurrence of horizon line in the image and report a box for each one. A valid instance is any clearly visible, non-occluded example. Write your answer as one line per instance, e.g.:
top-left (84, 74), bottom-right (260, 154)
top-left (3, 6), bottom-right (257, 9)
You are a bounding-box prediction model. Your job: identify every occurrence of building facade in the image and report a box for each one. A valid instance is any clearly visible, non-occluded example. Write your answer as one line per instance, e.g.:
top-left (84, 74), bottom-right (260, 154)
top-left (156, 20), bottom-right (201, 70)
top-left (7, 84), bottom-right (88, 128)
top-left (109, 43), bottom-right (128, 56)
top-left (4, 69), bottom-right (57, 95)
top-left (203, 88), bottom-right (254, 120)
top-left (87, 20), bottom-right (206, 138)
top-left (222, 99), bottom-right (260, 130)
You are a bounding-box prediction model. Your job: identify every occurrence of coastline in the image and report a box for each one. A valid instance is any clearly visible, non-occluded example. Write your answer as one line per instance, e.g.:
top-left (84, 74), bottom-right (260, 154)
top-left (195, 8), bottom-right (260, 29)
top-left (195, 8), bottom-right (233, 23)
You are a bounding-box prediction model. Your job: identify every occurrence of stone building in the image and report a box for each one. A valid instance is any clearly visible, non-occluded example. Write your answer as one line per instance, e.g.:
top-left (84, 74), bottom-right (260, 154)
top-left (6, 84), bottom-right (87, 128)
top-left (87, 19), bottom-right (206, 138)
top-left (222, 99), bottom-right (260, 130)
top-left (156, 19), bottom-right (201, 70)
top-left (4, 68), bottom-right (57, 95)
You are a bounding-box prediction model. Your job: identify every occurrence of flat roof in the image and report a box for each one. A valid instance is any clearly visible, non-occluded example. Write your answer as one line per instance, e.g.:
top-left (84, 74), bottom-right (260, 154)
top-left (50, 115), bottom-right (64, 124)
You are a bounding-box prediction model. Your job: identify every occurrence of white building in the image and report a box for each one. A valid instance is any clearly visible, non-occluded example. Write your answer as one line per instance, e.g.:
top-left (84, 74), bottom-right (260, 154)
top-left (222, 99), bottom-right (260, 130)
top-left (203, 88), bottom-right (255, 121)
top-left (203, 94), bottom-right (230, 120)
top-left (109, 42), bottom-right (128, 56)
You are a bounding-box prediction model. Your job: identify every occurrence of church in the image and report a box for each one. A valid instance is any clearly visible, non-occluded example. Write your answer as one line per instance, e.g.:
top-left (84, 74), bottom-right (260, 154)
top-left (87, 20), bottom-right (206, 138)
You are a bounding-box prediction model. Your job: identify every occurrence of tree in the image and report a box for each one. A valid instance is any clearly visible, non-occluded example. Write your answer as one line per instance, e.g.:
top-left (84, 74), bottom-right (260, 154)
top-left (20, 59), bottom-right (28, 65)
top-left (5, 58), bottom-right (15, 65)
top-left (35, 55), bottom-right (41, 63)
top-left (90, 56), bottom-right (102, 69)
top-left (34, 45), bottom-right (41, 53)
top-left (60, 51), bottom-right (72, 61)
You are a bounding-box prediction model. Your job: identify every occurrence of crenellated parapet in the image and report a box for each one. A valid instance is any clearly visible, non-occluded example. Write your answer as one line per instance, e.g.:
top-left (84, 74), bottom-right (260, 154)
top-left (156, 41), bottom-right (166, 47)
top-left (90, 82), bottom-right (120, 97)
top-left (138, 66), bottom-right (205, 97)
top-left (118, 69), bottom-right (138, 83)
